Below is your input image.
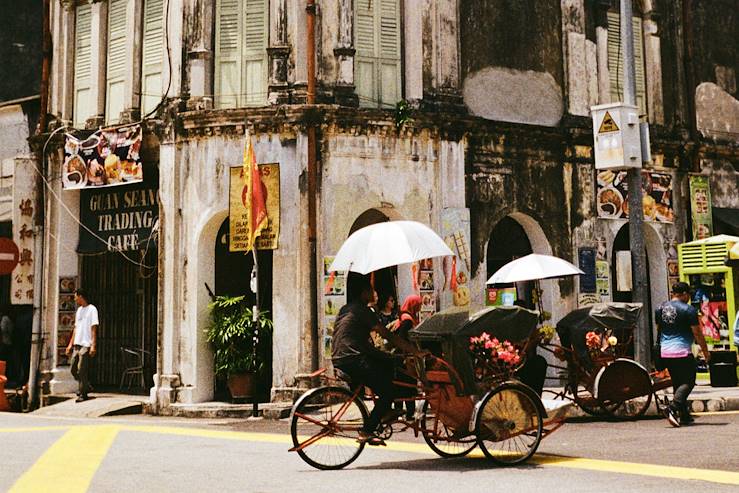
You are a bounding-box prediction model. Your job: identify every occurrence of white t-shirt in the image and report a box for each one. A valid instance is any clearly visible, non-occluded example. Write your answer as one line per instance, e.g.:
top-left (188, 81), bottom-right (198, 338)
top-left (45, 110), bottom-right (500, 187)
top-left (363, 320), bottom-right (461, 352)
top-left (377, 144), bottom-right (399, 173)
top-left (74, 304), bottom-right (99, 347)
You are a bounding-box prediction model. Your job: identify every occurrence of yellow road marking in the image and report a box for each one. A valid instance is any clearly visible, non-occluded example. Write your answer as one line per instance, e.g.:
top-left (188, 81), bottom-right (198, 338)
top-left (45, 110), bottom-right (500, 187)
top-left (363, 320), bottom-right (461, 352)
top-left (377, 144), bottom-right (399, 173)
top-left (9, 425), bottom-right (119, 493)
top-left (119, 424), bottom-right (739, 485)
top-left (0, 426), bottom-right (70, 433)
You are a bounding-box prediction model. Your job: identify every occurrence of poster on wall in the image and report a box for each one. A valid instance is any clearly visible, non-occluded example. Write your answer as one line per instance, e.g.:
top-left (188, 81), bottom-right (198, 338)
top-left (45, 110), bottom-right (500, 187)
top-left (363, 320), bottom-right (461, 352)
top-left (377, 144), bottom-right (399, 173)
top-left (322, 256), bottom-right (346, 359)
top-left (11, 158), bottom-right (37, 305)
top-left (486, 287), bottom-right (517, 306)
top-left (441, 209), bottom-right (472, 310)
top-left (596, 170), bottom-right (675, 222)
top-left (229, 164), bottom-right (280, 251)
top-left (689, 175), bottom-right (713, 240)
top-left (578, 247), bottom-right (597, 293)
top-left (57, 277), bottom-right (78, 366)
top-left (62, 125), bottom-right (143, 190)
top-left (78, 174), bottom-right (159, 253)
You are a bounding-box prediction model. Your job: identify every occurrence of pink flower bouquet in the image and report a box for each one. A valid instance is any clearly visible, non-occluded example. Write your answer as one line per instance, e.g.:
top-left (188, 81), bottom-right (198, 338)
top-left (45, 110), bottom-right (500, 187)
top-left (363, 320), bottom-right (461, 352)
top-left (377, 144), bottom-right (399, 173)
top-left (469, 332), bottom-right (522, 381)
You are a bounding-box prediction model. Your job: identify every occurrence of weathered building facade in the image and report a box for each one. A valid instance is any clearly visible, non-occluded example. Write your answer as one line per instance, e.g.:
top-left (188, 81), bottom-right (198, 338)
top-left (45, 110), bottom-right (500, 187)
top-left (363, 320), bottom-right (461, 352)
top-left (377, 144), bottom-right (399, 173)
top-left (36, 0), bottom-right (737, 410)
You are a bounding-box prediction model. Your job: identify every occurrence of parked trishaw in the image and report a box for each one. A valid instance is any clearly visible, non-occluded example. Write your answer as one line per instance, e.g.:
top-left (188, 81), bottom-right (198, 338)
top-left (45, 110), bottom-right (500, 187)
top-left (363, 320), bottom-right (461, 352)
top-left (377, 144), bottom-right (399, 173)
top-left (289, 305), bottom-right (564, 470)
top-left (539, 302), bottom-right (672, 418)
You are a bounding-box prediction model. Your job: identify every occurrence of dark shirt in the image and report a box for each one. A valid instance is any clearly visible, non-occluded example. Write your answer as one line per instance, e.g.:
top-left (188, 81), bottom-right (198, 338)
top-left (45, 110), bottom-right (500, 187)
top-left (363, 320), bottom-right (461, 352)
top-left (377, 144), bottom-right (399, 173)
top-left (377, 311), bottom-right (397, 328)
top-left (656, 300), bottom-right (699, 358)
top-left (331, 302), bottom-right (381, 364)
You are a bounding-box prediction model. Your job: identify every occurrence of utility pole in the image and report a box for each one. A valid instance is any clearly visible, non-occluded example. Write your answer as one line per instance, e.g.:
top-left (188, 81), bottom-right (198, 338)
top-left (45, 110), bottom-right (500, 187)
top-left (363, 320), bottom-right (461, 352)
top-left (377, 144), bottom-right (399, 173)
top-left (620, 0), bottom-right (650, 366)
top-left (306, 0), bottom-right (319, 373)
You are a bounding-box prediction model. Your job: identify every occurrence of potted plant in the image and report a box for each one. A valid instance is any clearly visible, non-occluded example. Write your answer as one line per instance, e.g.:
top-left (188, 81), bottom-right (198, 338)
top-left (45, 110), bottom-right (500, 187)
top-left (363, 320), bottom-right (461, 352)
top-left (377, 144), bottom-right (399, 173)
top-left (205, 295), bottom-right (273, 401)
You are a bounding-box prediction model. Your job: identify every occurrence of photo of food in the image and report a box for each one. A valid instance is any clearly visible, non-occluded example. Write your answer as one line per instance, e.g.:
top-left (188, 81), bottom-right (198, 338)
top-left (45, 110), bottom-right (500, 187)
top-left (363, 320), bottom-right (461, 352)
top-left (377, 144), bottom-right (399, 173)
top-left (421, 291), bottom-right (435, 310)
top-left (63, 124), bottom-right (144, 190)
top-left (59, 277), bottom-right (77, 293)
top-left (596, 170), bottom-right (674, 223)
top-left (420, 271), bottom-right (434, 290)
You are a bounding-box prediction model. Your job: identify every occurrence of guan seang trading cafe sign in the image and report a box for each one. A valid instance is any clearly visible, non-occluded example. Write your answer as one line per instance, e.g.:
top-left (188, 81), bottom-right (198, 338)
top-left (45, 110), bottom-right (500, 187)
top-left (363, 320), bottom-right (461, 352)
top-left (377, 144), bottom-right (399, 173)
top-left (78, 179), bottom-right (158, 253)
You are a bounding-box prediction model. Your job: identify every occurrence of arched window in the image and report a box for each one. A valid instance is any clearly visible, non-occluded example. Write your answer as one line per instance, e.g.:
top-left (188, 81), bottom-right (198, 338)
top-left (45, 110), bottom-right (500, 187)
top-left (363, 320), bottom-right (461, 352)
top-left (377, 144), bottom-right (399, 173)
top-left (607, 10), bottom-right (647, 114)
top-left (355, 0), bottom-right (402, 108)
top-left (215, 0), bottom-right (269, 109)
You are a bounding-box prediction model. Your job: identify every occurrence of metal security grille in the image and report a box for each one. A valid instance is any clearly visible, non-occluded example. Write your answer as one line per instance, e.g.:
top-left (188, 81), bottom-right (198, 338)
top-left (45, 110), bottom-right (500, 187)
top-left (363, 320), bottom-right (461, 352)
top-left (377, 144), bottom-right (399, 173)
top-left (81, 249), bottom-right (158, 391)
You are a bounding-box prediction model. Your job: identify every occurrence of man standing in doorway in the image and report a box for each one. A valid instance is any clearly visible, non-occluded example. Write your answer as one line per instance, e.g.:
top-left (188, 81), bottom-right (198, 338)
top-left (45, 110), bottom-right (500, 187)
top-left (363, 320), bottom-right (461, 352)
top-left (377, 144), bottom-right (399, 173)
top-left (65, 289), bottom-right (99, 402)
top-left (657, 282), bottom-right (710, 427)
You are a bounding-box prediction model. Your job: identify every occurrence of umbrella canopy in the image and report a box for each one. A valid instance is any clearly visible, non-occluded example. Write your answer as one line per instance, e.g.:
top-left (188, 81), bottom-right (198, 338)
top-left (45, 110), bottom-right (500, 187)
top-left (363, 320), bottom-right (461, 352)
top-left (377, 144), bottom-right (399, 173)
top-left (684, 234), bottom-right (739, 245)
top-left (329, 220), bottom-right (454, 274)
top-left (486, 253), bottom-right (584, 284)
top-left (730, 242), bottom-right (739, 260)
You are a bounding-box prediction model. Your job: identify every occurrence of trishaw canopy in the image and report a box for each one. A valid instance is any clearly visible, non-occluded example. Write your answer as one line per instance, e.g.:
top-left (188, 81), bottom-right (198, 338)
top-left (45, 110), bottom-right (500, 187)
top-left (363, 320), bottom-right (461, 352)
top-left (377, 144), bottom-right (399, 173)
top-left (409, 306), bottom-right (540, 393)
top-left (555, 302), bottom-right (643, 365)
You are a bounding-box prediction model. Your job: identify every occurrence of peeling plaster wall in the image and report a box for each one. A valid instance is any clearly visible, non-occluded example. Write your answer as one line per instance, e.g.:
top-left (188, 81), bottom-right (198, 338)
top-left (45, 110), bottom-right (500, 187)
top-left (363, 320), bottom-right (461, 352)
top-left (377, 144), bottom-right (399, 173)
top-left (460, 0), bottom-right (564, 126)
top-left (695, 82), bottom-right (739, 143)
top-left (159, 133), bottom-right (302, 403)
top-left (702, 159), bottom-right (739, 209)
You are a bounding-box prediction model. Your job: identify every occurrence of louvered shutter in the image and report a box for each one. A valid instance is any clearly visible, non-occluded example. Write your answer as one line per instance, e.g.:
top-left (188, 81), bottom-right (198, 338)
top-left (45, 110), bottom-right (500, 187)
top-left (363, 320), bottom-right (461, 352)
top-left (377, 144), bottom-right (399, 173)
top-left (215, 0), bottom-right (242, 108)
top-left (378, 0), bottom-right (400, 108)
top-left (106, 0), bottom-right (128, 123)
top-left (243, 0), bottom-right (267, 106)
top-left (141, 0), bottom-right (164, 115)
top-left (74, 4), bottom-right (93, 127)
top-left (355, 0), bottom-right (376, 107)
top-left (607, 12), bottom-right (647, 115)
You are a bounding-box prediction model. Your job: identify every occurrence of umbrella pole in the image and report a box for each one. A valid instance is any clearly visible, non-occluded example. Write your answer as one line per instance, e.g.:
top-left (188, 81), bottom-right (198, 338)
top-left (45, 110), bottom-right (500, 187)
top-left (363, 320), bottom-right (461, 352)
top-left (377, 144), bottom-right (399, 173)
top-left (252, 248), bottom-right (260, 417)
top-left (535, 280), bottom-right (545, 323)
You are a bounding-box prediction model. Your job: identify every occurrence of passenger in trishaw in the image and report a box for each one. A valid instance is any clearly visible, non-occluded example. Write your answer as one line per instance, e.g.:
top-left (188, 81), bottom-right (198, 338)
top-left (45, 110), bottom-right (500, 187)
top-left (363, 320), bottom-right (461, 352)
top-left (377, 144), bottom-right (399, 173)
top-left (331, 274), bottom-right (425, 445)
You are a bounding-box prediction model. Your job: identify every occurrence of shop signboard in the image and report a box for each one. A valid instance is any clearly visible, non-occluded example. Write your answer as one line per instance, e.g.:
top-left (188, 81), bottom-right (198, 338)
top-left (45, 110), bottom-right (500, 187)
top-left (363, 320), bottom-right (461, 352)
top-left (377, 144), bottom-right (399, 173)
top-left (596, 170), bottom-right (674, 222)
top-left (689, 175), bottom-right (713, 240)
top-left (78, 173), bottom-right (159, 253)
top-left (12, 158), bottom-right (37, 305)
top-left (229, 164), bottom-right (280, 251)
top-left (63, 124), bottom-right (143, 190)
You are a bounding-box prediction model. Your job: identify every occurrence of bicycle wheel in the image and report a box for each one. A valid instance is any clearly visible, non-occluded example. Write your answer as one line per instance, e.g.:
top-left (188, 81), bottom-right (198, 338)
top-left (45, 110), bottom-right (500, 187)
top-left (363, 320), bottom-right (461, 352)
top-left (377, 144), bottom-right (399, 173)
top-left (475, 382), bottom-right (544, 466)
top-left (595, 359), bottom-right (653, 420)
top-left (421, 401), bottom-right (477, 458)
top-left (290, 386), bottom-right (368, 470)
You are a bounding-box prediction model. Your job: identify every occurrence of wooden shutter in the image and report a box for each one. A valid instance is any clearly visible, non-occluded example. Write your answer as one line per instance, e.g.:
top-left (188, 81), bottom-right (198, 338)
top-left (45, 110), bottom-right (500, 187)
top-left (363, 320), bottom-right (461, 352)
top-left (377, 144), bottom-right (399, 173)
top-left (355, 0), bottom-right (400, 108)
top-left (215, 0), bottom-right (242, 108)
top-left (243, 0), bottom-right (267, 106)
top-left (355, 0), bottom-right (376, 107)
top-left (141, 0), bottom-right (164, 115)
top-left (607, 12), bottom-right (647, 115)
top-left (106, 0), bottom-right (128, 123)
top-left (74, 4), bottom-right (93, 127)
top-left (378, 0), bottom-right (400, 108)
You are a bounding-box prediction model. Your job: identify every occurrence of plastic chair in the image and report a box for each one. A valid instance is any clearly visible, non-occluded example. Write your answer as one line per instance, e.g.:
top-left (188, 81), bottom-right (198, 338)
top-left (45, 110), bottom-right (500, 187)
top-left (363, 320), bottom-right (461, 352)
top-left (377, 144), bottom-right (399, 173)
top-left (119, 347), bottom-right (149, 390)
top-left (0, 360), bottom-right (10, 411)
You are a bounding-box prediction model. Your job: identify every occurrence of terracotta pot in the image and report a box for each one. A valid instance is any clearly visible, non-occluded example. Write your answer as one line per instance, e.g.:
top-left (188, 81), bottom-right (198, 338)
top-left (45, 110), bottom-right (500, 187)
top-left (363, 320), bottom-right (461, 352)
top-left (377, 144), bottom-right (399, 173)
top-left (227, 372), bottom-right (256, 400)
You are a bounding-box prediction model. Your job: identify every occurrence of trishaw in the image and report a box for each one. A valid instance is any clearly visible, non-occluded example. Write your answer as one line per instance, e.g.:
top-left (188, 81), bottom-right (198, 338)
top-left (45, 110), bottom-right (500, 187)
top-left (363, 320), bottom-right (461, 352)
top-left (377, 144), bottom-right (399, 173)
top-left (289, 306), bottom-right (563, 470)
top-left (539, 302), bottom-right (672, 418)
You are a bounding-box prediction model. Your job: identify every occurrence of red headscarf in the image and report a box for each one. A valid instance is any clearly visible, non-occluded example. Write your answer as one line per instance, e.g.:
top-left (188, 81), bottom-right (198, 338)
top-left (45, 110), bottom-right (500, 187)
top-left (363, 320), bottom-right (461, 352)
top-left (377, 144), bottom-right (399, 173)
top-left (398, 295), bottom-right (423, 327)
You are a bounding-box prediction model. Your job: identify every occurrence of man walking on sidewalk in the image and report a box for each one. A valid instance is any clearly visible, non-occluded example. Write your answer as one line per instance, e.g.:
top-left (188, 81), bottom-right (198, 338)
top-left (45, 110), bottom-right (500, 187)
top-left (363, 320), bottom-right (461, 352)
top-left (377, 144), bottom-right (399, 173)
top-left (65, 289), bottom-right (99, 402)
top-left (656, 282), bottom-right (710, 427)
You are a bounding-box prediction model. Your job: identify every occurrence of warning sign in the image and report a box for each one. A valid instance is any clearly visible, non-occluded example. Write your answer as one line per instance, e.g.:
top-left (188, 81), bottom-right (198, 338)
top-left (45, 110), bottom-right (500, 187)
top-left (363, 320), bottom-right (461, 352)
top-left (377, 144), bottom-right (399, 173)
top-left (598, 111), bottom-right (620, 133)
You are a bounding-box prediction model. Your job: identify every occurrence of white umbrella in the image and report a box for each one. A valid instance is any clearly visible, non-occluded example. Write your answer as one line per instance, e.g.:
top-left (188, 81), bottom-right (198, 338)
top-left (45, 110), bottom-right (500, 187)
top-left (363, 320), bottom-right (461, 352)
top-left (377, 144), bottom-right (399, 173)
top-left (329, 220), bottom-right (454, 274)
top-left (486, 253), bottom-right (584, 284)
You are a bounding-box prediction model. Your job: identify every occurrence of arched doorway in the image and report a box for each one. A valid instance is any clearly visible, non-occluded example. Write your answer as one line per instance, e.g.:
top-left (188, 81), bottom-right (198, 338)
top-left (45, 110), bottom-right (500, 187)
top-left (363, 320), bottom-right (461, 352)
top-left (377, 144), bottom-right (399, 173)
top-left (213, 218), bottom-right (273, 401)
top-left (487, 216), bottom-right (535, 306)
top-left (345, 209), bottom-right (398, 307)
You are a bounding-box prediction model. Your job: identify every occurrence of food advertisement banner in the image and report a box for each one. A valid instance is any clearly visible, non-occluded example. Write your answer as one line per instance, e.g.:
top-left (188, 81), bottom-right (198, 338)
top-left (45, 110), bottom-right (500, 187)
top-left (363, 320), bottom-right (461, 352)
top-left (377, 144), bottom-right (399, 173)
top-left (689, 174), bottom-right (713, 240)
top-left (229, 164), bottom-right (280, 251)
top-left (63, 124), bottom-right (143, 189)
top-left (596, 170), bottom-right (674, 222)
top-left (78, 171), bottom-right (159, 253)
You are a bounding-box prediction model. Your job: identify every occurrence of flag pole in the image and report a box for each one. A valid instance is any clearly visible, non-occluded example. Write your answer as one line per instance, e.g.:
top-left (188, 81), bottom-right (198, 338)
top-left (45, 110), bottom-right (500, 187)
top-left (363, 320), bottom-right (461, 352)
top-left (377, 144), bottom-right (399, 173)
top-left (251, 248), bottom-right (259, 417)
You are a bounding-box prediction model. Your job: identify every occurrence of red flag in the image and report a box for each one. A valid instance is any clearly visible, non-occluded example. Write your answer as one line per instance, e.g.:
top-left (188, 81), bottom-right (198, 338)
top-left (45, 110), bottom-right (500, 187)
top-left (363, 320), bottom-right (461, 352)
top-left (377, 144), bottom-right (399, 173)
top-left (242, 131), bottom-right (268, 251)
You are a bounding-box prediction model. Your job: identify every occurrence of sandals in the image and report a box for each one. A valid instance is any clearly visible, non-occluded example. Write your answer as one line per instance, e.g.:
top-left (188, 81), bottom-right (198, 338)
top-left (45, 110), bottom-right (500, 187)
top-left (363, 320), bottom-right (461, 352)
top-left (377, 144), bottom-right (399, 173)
top-left (357, 431), bottom-right (386, 446)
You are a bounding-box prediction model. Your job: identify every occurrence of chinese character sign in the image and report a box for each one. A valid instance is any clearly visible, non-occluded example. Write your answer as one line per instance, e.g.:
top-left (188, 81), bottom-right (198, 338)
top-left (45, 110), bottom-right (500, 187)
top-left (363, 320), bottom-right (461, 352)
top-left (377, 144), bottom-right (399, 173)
top-left (12, 158), bottom-right (37, 305)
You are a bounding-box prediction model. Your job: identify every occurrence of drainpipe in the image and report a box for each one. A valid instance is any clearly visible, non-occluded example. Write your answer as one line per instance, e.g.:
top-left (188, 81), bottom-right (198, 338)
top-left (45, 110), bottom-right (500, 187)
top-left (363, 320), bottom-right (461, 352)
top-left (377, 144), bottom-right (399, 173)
top-left (306, 0), bottom-right (319, 372)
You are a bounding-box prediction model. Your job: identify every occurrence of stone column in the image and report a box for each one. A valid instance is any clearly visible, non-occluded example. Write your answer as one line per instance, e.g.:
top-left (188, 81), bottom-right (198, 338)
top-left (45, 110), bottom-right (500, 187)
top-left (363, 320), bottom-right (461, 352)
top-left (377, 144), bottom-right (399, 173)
top-left (419, 0), bottom-right (463, 110)
top-left (562, 0), bottom-right (598, 116)
top-left (186, 0), bottom-right (215, 110)
top-left (268, 0), bottom-right (290, 104)
top-left (594, 2), bottom-right (611, 104)
top-left (332, 0), bottom-right (356, 106)
top-left (58, 1), bottom-right (77, 124)
top-left (403, 0), bottom-right (423, 101)
top-left (642, 1), bottom-right (664, 124)
top-left (88, 1), bottom-right (108, 128)
top-left (122, 0), bottom-right (144, 122)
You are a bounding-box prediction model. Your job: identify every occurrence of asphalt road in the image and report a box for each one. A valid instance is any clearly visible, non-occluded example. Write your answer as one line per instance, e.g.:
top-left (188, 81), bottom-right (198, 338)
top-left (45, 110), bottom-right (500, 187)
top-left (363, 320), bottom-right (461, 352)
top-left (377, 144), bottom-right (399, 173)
top-left (2, 410), bottom-right (738, 493)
